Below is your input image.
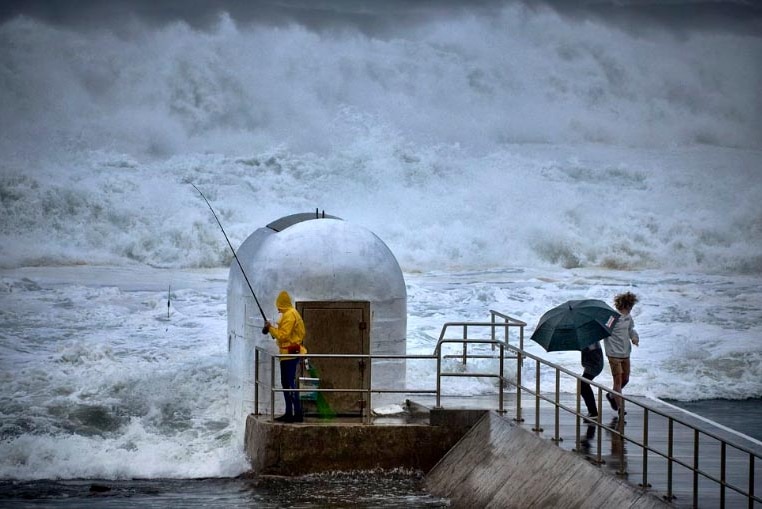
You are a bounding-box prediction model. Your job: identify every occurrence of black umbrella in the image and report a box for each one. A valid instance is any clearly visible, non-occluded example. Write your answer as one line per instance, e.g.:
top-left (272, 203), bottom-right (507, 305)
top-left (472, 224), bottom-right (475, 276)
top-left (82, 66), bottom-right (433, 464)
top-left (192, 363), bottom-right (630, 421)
top-left (530, 299), bottom-right (620, 352)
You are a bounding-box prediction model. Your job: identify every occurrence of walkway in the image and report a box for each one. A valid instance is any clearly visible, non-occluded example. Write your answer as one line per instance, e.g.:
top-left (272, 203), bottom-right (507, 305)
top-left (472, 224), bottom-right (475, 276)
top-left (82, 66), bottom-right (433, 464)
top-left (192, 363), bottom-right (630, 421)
top-left (411, 393), bottom-right (762, 508)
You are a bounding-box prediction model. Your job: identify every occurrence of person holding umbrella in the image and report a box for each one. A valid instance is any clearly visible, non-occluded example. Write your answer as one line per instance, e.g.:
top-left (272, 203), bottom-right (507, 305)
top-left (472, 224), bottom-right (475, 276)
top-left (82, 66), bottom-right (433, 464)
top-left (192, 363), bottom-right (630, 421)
top-left (580, 340), bottom-right (604, 418)
top-left (530, 299), bottom-right (620, 420)
top-left (603, 291), bottom-right (640, 415)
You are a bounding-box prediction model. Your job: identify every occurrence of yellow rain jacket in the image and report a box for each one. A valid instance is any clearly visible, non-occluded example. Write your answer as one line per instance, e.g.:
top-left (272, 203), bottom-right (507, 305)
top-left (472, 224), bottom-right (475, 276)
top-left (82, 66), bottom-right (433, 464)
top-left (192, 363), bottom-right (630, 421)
top-left (268, 290), bottom-right (307, 359)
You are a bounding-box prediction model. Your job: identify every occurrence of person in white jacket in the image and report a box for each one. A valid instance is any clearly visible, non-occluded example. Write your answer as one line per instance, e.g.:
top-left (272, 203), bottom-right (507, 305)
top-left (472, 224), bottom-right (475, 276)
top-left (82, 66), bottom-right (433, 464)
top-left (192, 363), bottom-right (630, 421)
top-left (603, 291), bottom-right (640, 416)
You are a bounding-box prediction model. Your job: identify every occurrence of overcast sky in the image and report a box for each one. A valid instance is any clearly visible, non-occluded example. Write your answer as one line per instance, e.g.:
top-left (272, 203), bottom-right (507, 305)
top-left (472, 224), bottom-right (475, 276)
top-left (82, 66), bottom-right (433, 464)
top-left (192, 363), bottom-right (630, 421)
top-left (1, 0), bottom-right (761, 35)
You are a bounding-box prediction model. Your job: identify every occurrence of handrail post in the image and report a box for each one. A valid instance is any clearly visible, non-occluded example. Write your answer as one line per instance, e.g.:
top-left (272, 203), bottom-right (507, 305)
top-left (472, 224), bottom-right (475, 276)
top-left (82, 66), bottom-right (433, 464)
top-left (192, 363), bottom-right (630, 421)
top-left (693, 429), bottom-right (700, 507)
top-left (515, 341), bottom-right (523, 422)
top-left (436, 347), bottom-right (442, 409)
top-left (462, 325), bottom-right (468, 365)
top-left (519, 325), bottom-right (524, 365)
top-left (595, 385), bottom-right (603, 465)
top-left (254, 349), bottom-right (260, 415)
top-left (721, 442), bottom-right (727, 508)
top-left (552, 368), bottom-right (561, 442)
top-left (270, 356), bottom-right (276, 420)
top-left (666, 418), bottom-right (675, 501)
top-left (640, 408), bottom-right (651, 489)
top-left (749, 454), bottom-right (755, 509)
top-left (575, 379), bottom-right (581, 451)
top-left (532, 360), bottom-right (542, 432)
top-left (498, 341), bottom-right (505, 414)
top-left (491, 313), bottom-right (496, 351)
top-left (365, 354), bottom-right (372, 424)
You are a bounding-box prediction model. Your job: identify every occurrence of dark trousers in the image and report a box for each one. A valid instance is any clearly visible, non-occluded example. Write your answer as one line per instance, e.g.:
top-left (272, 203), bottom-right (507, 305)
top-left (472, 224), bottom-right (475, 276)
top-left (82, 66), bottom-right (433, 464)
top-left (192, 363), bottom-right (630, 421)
top-left (580, 347), bottom-right (604, 415)
top-left (280, 358), bottom-right (302, 417)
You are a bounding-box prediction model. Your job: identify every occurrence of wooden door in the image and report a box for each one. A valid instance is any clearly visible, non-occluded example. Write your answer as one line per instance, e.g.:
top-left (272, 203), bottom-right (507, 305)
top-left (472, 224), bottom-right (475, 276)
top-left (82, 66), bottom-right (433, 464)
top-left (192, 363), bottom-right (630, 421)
top-left (296, 301), bottom-right (370, 416)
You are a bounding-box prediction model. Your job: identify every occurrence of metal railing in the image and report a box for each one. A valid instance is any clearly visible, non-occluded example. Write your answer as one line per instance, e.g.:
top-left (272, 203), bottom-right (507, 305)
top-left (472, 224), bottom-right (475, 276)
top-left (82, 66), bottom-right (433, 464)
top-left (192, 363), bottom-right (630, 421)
top-left (439, 310), bottom-right (526, 366)
top-left (254, 349), bottom-right (438, 424)
top-left (433, 311), bottom-right (527, 412)
top-left (252, 311), bottom-right (760, 507)
top-left (503, 343), bottom-right (762, 508)
top-left (254, 310), bottom-right (525, 422)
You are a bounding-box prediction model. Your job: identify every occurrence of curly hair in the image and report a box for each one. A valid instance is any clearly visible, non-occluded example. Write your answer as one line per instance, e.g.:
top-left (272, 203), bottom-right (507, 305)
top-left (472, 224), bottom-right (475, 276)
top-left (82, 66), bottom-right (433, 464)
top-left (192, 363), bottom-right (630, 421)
top-left (614, 291), bottom-right (639, 311)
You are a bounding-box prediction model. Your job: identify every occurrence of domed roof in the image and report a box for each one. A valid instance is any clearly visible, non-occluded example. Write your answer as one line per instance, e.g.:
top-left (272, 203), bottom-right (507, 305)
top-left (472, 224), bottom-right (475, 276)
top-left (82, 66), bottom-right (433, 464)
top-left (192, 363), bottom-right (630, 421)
top-left (238, 218), bottom-right (405, 305)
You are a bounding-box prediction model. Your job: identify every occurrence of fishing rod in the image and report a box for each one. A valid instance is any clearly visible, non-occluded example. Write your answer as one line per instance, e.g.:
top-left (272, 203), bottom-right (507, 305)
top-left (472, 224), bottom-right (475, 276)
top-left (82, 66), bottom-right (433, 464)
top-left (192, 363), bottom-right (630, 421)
top-left (191, 183), bottom-right (268, 324)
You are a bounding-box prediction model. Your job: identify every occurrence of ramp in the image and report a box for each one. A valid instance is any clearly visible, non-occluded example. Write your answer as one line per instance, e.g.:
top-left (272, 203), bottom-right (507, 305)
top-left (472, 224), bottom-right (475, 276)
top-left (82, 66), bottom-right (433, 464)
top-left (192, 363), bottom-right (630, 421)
top-left (426, 411), bottom-right (668, 509)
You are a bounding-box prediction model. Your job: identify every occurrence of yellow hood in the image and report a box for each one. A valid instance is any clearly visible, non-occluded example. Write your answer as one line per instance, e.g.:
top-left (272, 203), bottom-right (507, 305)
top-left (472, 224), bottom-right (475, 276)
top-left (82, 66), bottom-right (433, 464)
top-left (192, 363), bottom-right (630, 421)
top-left (276, 290), bottom-right (292, 310)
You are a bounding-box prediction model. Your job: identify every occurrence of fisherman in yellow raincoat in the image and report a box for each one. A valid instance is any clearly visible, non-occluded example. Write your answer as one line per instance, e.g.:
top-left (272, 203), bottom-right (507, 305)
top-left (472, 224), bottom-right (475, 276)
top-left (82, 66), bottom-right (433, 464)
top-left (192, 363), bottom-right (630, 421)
top-left (264, 290), bottom-right (307, 422)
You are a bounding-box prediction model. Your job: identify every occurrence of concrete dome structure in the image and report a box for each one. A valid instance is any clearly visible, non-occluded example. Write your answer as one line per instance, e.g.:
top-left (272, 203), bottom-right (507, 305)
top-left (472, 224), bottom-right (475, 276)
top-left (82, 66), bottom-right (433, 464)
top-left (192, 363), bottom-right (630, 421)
top-left (228, 214), bottom-right (407, 421)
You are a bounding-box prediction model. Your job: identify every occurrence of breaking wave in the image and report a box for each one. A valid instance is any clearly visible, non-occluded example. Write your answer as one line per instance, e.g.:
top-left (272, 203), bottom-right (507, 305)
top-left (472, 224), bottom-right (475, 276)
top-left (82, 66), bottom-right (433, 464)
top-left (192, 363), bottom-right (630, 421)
top-left (1, 6), bottom-right (760, 273)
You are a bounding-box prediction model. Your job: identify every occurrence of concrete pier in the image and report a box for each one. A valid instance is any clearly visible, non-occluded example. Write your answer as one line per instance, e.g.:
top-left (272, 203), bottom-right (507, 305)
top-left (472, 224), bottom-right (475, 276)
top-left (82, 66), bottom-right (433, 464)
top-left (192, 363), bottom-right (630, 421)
top-left (244, 406), bottom-right (484, 475)
top-left (244, 394), bottom-right (759, 507)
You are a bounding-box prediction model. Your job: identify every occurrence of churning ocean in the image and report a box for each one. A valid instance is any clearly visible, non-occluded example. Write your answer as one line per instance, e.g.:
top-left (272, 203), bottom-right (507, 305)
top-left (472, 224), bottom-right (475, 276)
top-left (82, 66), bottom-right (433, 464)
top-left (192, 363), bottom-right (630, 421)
top-left (1, 1), bottom-right (761, 506)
